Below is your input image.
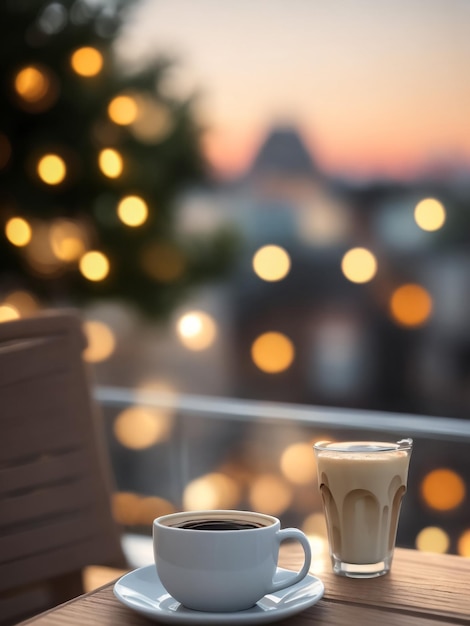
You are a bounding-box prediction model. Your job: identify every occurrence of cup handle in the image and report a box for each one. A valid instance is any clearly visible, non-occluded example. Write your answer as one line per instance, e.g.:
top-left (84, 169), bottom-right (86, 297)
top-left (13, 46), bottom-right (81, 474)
top-left (268, 528), bottom-right (312, 593)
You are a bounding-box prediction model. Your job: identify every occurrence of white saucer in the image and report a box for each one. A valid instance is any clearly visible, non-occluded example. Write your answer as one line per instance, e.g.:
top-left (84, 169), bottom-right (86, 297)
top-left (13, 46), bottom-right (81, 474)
top-left (113, 565), bottom-right (324, 625)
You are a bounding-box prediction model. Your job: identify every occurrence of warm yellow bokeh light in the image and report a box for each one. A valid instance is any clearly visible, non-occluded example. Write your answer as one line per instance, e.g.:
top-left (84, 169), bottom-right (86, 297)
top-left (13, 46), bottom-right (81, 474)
top-left (49, 219), bottom-right (86, 262)
top-left (22, 221), bottom-right (61, 276)
top-left (14, 66), bottom-right (49, 102)
top-left (112, 492), bottom-right (175, 527)
top-left (415, 527), bottom-right (450, 553)
top-left (389, 283), bottom-right (433, 328)
top-left (108, 95), bottom-right (138, 125)
top-left (13, 65), bottom-right (58, 113)
top-left (70, 46), bottom-right (103, 77)
top-left (98, 148), bottom-right (123, 178)
top-left (280, 443), bottom-right (317, 485)
top-left (4, 290), bottom-right (39, 316)
top-left (341, 247), bottom-right (377, 283)
top-left (130, 94), bottom-right (173, 144)
top-left (176, 311), bottom-right (217, 351)
top-left (252, 245), bottom-right (291, 282)
top-left (421, 468), bottom-right (466, 511)
top-left (117, 195), bottom-right (148, 227)
top-left (113, 406), bottom-right (172, 449)
top-left (79, 250), bottom-right (110, 281)
top-left (5, 217), bottom-right (32, 247)
top-left (137, 496), bottom-right (176, 525)
top-left (0, 304), bottom-right (20, 323)
top-left (135, 379), bottom-right (178, 412)
top-left (112, 492), bottom-right (142, 526)
top-left (183, 473), bottom-right (241, 510)
top-left (82, 320), bottom-right (116, 363)
top-left (457, 529), bottom-right (470, 557)
top-left (249, 473), bottom-right (292, 516)
top-left (414, 198), bottom-right (446, 232)
top-left (251, 331), bottom-right (294, 373)
top-left (302, 512), bottom-right (328, 538)
top-left (37, 154), bottom-right (66, 185)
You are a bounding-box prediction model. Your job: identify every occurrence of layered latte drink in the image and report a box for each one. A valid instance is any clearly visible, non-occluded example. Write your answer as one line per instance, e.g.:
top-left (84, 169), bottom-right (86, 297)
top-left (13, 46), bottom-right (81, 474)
top-left (314, 439), bottom-right (412, 578)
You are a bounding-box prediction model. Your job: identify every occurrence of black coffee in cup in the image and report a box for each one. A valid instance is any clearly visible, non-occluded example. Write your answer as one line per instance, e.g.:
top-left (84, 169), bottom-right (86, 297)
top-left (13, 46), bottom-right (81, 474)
top-left (172, 518), bottom-right (265, 531)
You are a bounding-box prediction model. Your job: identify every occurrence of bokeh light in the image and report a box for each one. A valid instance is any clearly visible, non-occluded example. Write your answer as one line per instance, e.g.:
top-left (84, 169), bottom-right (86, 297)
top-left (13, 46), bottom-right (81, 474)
top-left (113, 406), bottom-right (172, 449)
top-left (15, 65), bottom-right (48, 101)
top-left (135, 378), bottom-right (178, 410)
top-left (176, 311), bottom-right (217, 351)
top-left (183, 473), bottom-right (241, 510)
top-left (117, 195), bottom-right (148, 227)
top-left (13, 64), bottom-right (59, 112)
top-left (98, 148), bottom-right (123, 178)
top-left (280, 442), bottom-right (317, 485)
top-left (49, 219), bottom-right (86, 262)
top-left (112, 492), bottom-right (141, 526)
top-left (37, 153), bottom-right (66, 185)
top-left (108, 95), bottom-right (138, 125)
top-left (37, 3), bottom-right (67, 35)
top-left (302, 512), bottom-right (328, 538)
top-left (3, 290), bottom-right (39, 316)
top-left (252, 245), bottom-right (291, 282)
top-left (389, 283), bottom-right (433, 327)
top-left (137, 496), bottom-right (176, 525)
top-left (79, 250), bottom-right (110, 281)
top-left (0, 304), bottom-right (20, 323)
top-left (248, 473), bottom-right (292, 515)
top-left (414, 198), bottom-right (446, 232)
top-left (421, 468), bottom-right (466, 511)
top-left (130, 94), bottom-right (173, 143)
top-left (341, 247), bottom-right (377, 283)
top-left (70, 46), bottom-right (103, 77)
top-left (298, 195), bottom-right (351, 247)
top-left (5, 217), bottom-right (32, 246)
top-left (415, 527), bottom-right (450, 553)
top-left (251, 331), bottom-right (294, 373)
top-left (112, 492), bottom-right (176, 527)
top-left (82, 320), bottom-right (116, 363)
top-left (23, 222), bottom-right (62, 276)
top-left (457, 529), bottom-right (470, 557)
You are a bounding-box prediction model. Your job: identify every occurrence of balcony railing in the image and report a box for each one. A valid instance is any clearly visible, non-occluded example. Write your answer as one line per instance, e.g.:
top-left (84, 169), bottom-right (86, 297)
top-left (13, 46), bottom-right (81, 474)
top-left (96, 386), bottom-right (470, 441)
top-left (96, 386), bottom-right (470, 558)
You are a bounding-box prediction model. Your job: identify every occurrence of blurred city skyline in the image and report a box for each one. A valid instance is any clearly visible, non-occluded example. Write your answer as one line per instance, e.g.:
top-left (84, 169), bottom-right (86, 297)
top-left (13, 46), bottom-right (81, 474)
top-left (116, 0), bottom-right (470, 181)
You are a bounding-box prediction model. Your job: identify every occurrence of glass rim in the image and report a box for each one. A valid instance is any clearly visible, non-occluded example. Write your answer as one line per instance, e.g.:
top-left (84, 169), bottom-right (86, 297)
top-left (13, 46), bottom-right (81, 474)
top-left (313, 438), bottom-right (413, 452)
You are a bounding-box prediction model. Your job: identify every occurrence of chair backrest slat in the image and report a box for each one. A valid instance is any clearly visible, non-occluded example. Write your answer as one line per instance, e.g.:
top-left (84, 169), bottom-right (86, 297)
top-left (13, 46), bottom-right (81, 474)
top-left (0, 310), bottom-right (126, 624)
top-left (0, 336), bottom-right (64, 387)
top-left (1, 474), bottom-right (94, 529)
top-left (0, 448), bottom-right (88, 495)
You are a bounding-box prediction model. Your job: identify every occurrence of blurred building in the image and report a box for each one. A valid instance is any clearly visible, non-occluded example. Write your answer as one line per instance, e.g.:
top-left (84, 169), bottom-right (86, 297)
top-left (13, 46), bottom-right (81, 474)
top-left (89, 123), bottom-right (470, 422)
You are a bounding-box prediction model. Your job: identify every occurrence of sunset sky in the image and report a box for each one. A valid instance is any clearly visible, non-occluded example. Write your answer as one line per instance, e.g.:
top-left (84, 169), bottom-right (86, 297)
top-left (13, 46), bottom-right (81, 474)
top-left (116, 0), bottom-right (470, 180)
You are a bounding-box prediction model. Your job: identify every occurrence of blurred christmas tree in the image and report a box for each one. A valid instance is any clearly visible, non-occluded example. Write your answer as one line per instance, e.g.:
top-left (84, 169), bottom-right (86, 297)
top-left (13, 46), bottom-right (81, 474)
top-left (0, 0), bottom-right (235, 318)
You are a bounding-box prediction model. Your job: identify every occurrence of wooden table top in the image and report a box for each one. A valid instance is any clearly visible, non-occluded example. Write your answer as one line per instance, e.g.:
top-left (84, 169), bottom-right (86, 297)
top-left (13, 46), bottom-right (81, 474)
top-left (19, 546), bottom-right (470, 626)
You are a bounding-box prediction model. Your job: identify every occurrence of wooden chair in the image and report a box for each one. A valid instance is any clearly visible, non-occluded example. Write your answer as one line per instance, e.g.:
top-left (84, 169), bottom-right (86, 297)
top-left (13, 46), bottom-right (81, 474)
top-left (0, 310), bottom-right (127, 625)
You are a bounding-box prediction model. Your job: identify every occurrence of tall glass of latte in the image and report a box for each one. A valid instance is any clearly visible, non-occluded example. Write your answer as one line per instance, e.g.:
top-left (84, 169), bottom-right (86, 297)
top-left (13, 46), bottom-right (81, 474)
top-left (314, 439), bottom-right (413, 578)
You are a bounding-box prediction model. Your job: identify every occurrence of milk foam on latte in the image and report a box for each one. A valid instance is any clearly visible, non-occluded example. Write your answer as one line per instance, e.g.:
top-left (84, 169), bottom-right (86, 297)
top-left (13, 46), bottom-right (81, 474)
top-left (315, 441), bottom-right (412, 566)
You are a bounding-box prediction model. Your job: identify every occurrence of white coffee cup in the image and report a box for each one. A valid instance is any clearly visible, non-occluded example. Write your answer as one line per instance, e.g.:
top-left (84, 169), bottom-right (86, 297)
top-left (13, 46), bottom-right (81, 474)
top-left (153, 509), bottom-right (312, 612)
